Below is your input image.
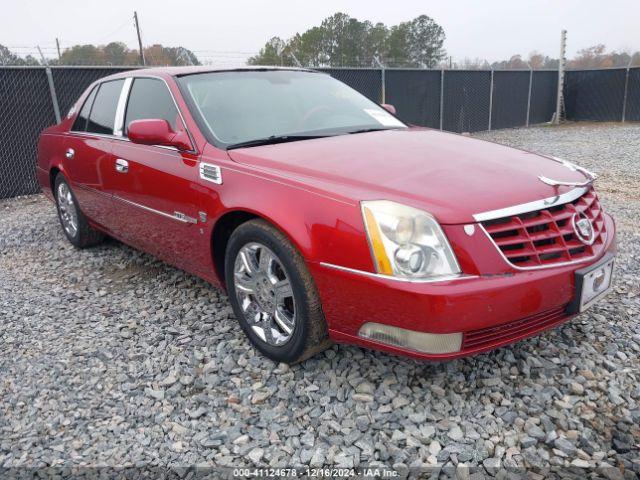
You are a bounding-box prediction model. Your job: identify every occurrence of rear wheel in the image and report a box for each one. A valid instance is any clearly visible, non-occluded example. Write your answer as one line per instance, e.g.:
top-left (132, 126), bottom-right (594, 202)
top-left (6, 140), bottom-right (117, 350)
top-left (54, 173), bottom-right (104, 248)
top-left (225, 219), bottom-right (331, 363)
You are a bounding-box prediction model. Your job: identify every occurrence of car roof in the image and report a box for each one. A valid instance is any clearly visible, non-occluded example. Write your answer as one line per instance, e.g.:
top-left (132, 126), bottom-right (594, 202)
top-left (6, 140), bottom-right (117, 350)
top-left (98, 66), bottom-right (319, 82)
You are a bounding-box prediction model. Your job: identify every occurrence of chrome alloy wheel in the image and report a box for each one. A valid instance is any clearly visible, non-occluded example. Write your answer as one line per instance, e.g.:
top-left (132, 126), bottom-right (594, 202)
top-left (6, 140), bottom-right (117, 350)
top-left (57, 182), bottom-right (78, 238)
top-left (233, 242), bottom-right (296, 346)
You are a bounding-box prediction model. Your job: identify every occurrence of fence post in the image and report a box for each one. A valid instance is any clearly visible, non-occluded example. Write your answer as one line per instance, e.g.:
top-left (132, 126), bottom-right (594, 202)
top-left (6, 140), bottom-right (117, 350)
top-left (374, 56), bottom-right (386, 104)
top-left (45, 68), bottom-right (61, 124)
top-left (526, 68), bottom-right (533, 127)
top-left (622, 66), bottom-right (631, 122)
top-left (37, 46), bottom-right (62, 123)
top-left (488, 70), bottom-right (494, 131)
top-left (555, 29), bottom-right (567, 124)
top-left (439, 69), bottom-right (445, 130)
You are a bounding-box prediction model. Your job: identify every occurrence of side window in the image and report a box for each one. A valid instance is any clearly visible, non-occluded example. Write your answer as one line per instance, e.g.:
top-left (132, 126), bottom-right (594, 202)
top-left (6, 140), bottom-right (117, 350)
top-left (124, 78), bottom-right (180, 135)
top-left (86, 79), bottom-right (125, 135)
top-left (71, 86), bottom-right (98, 132)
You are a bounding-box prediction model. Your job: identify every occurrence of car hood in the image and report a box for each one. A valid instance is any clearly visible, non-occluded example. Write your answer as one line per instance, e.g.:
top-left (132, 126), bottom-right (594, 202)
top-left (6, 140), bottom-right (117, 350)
top-left (227, 128), bottom-right (589, 224)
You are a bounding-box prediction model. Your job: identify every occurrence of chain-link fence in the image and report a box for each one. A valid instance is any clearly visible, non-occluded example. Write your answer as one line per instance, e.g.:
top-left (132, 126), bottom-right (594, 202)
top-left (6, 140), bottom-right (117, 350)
top-left (316, 68), bottom-right (382, 102)
top-left (1, 68), bottom-right (57, 198)
top-left (564, 69), bottom-right (625, 121)
top-left (1, 65), bottom-right (639, 199)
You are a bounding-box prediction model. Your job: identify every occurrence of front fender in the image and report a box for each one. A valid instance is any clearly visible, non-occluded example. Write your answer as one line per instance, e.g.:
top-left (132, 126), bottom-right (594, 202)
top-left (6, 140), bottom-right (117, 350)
top-left (202, 160), bottom-right (374, 273)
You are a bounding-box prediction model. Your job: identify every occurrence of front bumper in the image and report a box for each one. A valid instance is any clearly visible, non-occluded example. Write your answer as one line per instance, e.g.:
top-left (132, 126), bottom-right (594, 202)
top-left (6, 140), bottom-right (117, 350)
top-left (310, 213), bottom-right (616, 360)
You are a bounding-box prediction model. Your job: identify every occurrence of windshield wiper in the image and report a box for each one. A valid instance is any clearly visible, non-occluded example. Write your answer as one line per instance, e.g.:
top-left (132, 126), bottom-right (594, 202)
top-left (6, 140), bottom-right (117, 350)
top-left (346, 127), bottom-right (392, 135)
top-left (227, 134), bottom-right (328, 150)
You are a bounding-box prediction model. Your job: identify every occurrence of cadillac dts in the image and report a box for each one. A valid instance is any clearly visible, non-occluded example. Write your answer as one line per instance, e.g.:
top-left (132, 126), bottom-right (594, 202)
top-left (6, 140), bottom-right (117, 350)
top-left (37, 67), bottom-right (616, 363)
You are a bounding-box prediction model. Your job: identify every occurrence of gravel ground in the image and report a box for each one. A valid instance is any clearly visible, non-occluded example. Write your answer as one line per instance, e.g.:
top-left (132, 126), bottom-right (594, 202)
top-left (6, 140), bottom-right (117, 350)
top-left (1, 123), bottom-right (639, 477)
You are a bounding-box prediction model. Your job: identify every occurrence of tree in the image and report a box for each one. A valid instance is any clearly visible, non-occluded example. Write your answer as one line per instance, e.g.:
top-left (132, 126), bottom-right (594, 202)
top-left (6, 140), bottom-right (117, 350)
top-left (527, 52), bottom-right (558, 70)
top-left (385, 23), bottom-right (411, 67)
top-left (491, 54), bottom-right (529, 70)
top-left (287, 28), bottom-right (327, 66)
top-left (367, 22), bottom-right (389, 61)
top-left (59, 44), bottom-right (105, 65)
top-left (249, 13), bottom-right (446, 68)
top-left (406, 15), bottom-right (446, 68)
top-left (567, 44), bottom-right (638, 69)
top-left (248, 37), bottom-right (292, 66)
top-left (103, 42), bottom-right (129, 65)
top-left (143, 44), bottom-right (201, 66)
top-left (0, 44), bottom-right (40, 65)
top-left (54, 42), bottom-right (200, 66)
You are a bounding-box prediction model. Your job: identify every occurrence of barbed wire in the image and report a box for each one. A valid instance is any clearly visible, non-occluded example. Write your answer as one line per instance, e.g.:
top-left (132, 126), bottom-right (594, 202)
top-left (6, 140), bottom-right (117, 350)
top-left (5, 45), bottom-right (640, 70)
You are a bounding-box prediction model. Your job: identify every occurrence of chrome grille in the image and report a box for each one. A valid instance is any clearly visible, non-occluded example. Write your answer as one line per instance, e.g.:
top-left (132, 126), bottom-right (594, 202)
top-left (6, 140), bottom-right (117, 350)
top-left (481, 189), bottom-right (606, 268)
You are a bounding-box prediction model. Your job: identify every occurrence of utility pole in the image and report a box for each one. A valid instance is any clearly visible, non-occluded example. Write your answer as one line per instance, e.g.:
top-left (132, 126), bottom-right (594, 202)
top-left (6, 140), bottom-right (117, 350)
top-left (55, 38), bottom-right (62, 60)
top-left (134, 11), bottom-right (146, 66)
top-left (554, 29), bottom-right (567, 125)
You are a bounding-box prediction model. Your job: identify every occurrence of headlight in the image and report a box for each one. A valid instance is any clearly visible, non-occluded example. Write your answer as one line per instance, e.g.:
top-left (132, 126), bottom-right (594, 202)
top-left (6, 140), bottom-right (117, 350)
top-left (361, 200), bottom-right (461, 279)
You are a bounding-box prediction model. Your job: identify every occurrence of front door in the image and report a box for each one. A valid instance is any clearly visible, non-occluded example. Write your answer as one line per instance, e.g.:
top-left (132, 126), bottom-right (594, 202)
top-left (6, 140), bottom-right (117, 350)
top-left (103, 77), bottom-right (209, 274)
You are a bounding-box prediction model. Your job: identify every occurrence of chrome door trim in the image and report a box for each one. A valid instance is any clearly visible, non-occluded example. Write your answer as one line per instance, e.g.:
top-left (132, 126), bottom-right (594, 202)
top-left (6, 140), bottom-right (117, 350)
top-left (319, 262), bottom-right (478, 283)
top-left (67, 131), bottom-right (182, 156)
top-left (113, 77), bottom-right (133, 137)
top-left (112, 194), bottom-right (198, 224)
top-left (69, 74), bottom-right (198, 154)
top-left (473, 187), bottom-right (588, 222)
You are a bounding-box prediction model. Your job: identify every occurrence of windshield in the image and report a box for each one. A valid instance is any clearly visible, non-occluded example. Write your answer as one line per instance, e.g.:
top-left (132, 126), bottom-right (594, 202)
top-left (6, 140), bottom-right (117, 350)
top-left (177, 70), bottom-right (406, 148)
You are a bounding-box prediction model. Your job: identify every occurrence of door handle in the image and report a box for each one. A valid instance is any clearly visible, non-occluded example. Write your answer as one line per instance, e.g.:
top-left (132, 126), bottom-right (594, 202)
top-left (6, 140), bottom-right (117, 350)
top-left (65, 148), bottom-right (75, 160)
top-left (115, 159), bottom-right (129, 173)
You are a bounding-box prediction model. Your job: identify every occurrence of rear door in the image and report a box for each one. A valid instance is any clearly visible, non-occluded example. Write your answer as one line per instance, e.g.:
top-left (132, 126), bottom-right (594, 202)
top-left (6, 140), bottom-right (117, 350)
top-left (63, 79), bottom-right (125, 227)
top-left (104, 77), bottom-right (208, 273)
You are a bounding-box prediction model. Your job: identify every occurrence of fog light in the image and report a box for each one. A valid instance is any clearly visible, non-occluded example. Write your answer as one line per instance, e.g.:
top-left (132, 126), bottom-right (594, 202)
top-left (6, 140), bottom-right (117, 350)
top-left (358, 323), bottom-right (462, 354)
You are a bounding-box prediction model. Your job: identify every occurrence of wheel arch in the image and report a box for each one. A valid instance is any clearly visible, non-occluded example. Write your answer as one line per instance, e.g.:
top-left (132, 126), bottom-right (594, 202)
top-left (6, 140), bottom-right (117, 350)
top-left (49, 166), bottom-right (62, 194)
top-left (210, 208), bottom-right (310, 288)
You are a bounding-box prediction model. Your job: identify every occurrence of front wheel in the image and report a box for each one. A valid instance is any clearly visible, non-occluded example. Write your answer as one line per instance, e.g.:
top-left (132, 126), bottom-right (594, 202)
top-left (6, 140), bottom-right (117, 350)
top-left (225, 219), bottom-right (331, 363)
top-left (54, 173), bottom-right (104, 248)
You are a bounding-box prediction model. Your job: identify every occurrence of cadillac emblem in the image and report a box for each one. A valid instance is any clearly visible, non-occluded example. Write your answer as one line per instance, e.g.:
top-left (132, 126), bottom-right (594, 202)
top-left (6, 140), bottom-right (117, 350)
top-left (571, 212), bottom-right (595, 245)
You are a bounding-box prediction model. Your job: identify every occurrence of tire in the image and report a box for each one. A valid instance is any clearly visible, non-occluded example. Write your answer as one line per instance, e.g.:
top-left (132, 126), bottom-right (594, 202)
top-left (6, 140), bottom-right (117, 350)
top-left (54, 173), bottom-right (104, 248)
top-left (225, 219), bottom-right (331, 363)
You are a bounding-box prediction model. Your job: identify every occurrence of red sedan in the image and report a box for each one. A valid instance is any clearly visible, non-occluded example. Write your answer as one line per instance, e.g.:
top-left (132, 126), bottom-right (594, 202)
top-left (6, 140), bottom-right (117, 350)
top-left (36, 67), bottom-right (616, 363)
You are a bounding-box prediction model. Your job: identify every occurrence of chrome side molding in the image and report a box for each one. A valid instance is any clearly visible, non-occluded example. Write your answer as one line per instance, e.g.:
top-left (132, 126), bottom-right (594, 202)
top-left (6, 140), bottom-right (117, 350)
top-left (112, 195), bottom-right (199, 225)
top-left (319, 262), bottom-right (478, 283)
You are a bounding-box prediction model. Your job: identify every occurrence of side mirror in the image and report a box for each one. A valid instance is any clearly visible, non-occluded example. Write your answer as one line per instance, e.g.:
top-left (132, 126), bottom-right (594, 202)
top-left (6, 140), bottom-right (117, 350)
top-left (128, 119), bottom-right (193, 151)
top-left (381, 103), bottom-right (397, 115)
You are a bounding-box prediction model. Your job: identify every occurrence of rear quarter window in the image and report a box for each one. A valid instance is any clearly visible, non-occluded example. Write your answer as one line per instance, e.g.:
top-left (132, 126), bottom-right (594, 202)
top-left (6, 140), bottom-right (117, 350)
top-left (71, 86), bottom-right (98, 132)
top-left (86, 79), bottom-right (125, 135)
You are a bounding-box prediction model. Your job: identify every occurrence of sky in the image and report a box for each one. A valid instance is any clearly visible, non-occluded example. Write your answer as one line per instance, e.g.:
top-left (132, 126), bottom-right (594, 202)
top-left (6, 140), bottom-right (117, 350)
top-left (3, 0), bottom-right (639, 66)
